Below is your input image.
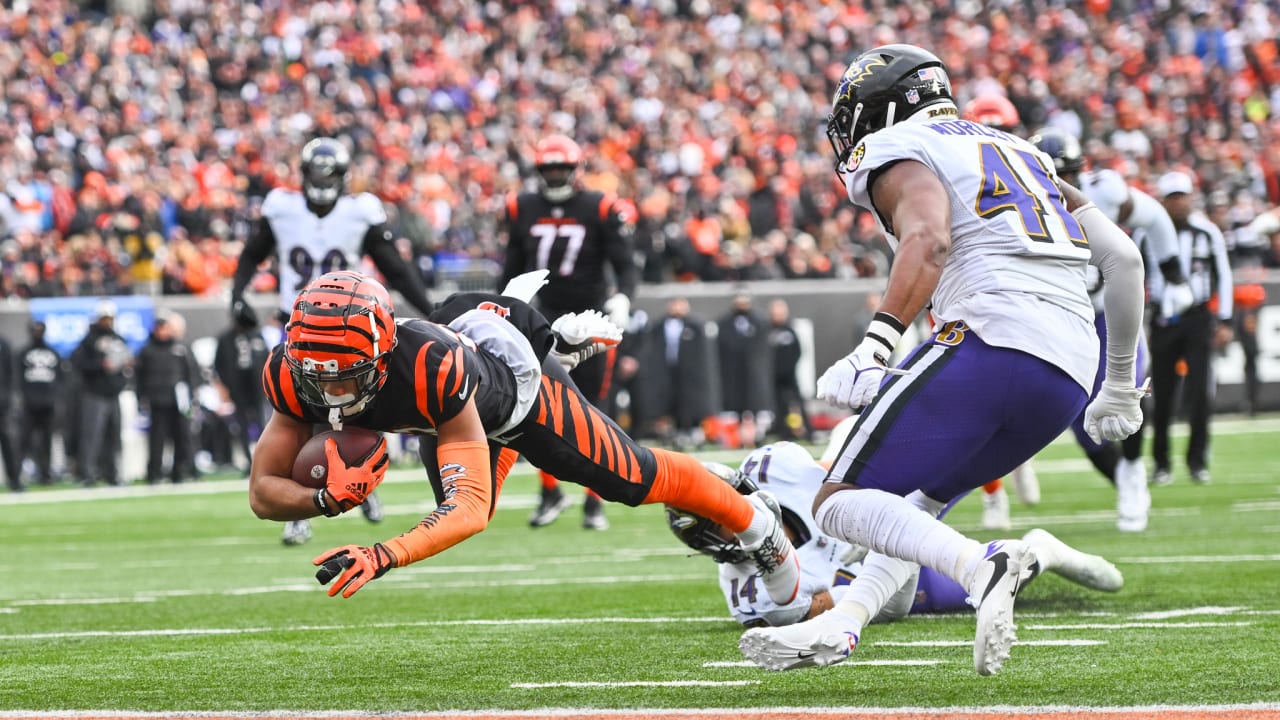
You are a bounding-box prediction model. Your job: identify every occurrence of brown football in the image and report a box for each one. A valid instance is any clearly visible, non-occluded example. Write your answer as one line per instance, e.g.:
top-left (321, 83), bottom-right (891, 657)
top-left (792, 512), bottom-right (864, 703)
top-left (291, 428), bottom-right (383, 489)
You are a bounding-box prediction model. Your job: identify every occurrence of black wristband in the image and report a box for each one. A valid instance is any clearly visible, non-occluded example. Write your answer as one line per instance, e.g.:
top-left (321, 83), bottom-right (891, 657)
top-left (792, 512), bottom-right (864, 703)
top-left (872, 311), bottom-right (907, 334)
top-left (313, 489), bottom-right (340, 517)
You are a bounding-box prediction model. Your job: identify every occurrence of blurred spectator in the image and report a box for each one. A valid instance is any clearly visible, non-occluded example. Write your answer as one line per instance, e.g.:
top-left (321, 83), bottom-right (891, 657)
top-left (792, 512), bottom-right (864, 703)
top-left (767, 298), bottom-right (812, 443)
top-left (0, 328), bottom-right (18, 492)
top-left (135, 310), bottom-right (200, 484)
top-left (70, 300), bottom-right (132, 487)
top-left (17, 320), bottom-right (65, 487)
top-left (213, 312), bottom-right (270, 472)
top-left (716, 290), bottom-right (773, 441)
top-left (644, 297), bottom-right (714, 449)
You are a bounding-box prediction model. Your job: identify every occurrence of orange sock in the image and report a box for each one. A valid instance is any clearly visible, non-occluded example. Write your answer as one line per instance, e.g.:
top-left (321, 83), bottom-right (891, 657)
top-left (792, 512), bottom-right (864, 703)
top-left (645, 448), bottom-right (754, 533)
top-left (539, 470), bottom-right (559, 492)
top-left (491, 448), bottom-right (519, 519)
top-left (585, 488), bottom-right (602, 501)
top-left (983, 479), bottom-right (1003, 494)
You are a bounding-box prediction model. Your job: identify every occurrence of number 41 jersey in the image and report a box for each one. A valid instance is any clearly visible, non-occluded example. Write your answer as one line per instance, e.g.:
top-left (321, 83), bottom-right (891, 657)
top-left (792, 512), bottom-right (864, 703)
top-left (844, 118), bottom-right (1098, 392)
top-left (261, 188), bottom-right (386, 316)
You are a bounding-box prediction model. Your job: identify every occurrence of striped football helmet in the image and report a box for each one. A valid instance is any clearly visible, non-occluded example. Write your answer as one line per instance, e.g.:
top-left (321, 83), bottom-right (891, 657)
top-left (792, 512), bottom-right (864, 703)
top-left (284, 271), bottom-right (397, 411)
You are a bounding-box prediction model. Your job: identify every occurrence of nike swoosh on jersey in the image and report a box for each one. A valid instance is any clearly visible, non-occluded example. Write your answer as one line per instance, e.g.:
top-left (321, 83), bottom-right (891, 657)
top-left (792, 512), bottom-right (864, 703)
top-left (457, 376), bottom-right (471, 401)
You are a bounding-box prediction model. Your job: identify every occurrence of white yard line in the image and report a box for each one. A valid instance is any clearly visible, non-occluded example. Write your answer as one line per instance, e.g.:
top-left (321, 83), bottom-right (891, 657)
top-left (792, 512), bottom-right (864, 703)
top-left (0, 609), bottom-right (1258, 642)
top-left (5, 703), bottom-right (1280, 718)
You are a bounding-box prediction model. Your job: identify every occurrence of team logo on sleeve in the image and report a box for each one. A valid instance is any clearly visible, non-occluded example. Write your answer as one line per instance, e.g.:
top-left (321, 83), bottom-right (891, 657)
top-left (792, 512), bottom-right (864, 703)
top-left (845, 144), bottom-right (866, 172)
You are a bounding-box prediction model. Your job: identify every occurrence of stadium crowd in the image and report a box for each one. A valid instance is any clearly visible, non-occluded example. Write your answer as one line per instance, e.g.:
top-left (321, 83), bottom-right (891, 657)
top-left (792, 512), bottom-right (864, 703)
top-left (3, 0), bottom-right (1280, 304)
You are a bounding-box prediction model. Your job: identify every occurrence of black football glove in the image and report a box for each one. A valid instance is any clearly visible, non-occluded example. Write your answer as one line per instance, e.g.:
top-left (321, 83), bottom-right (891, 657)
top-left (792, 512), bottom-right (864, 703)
top-left (231, 297), bottom-right (259, 329)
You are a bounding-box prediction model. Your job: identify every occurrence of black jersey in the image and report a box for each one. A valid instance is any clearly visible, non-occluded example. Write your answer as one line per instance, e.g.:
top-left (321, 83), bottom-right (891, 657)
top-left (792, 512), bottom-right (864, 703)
top-left (263, 319), bottom-right (519, 435)
top-left (500, 190), bottom-right (637, 316)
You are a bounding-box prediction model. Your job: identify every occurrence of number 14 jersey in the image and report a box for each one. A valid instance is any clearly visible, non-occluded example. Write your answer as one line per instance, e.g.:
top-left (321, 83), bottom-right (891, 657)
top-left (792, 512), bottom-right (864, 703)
top-left (844, 118), bottom-right (1098, 392)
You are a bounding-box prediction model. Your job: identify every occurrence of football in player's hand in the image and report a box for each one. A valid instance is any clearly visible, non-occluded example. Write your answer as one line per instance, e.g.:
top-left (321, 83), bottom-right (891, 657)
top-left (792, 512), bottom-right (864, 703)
top-left (292, 428), bottom-right (383, 489)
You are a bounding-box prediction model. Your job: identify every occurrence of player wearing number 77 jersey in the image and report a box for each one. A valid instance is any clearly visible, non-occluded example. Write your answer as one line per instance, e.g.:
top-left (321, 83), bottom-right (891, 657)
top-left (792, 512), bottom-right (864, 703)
top-left (739, 44), bottom-right (1147, 676)
top-left (501, 134), bottom-right (639, 531)
top-left (230, 137), bottom-right (435, 547)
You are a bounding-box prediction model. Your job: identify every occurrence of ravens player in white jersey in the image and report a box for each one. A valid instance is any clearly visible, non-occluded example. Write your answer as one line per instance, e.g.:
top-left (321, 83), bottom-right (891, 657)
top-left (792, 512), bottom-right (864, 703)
top-left (738, 44), bottom-right (1147, 676)
top-left (231, 137), bottom-right (435, 546)
top-left (1030, 127), bottom-right (1195, 532)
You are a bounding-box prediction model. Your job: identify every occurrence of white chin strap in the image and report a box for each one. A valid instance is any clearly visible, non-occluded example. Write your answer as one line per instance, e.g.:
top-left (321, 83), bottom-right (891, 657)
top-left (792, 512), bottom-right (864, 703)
top-left (542, 184), bottom-right (573, 203)
top-left (306, 186), bottom-right (339, 207)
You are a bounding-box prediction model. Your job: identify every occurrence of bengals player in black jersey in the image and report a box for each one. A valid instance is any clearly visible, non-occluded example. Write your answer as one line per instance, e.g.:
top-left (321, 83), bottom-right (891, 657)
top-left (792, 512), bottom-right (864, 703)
top-left (247, 271), bottom-right (800, 608)
top-left (500, 134), bottom-right (639, 530)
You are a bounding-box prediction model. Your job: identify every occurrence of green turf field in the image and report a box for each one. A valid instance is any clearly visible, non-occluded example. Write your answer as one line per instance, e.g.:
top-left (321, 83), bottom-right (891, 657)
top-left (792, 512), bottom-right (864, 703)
top-left (2, 418), bottom-right (1279, 715)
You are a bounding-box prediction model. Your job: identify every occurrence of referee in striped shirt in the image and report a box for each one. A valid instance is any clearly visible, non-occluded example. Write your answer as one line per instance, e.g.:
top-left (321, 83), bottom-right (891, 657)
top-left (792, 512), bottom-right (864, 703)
top-left (1151, 172), bottom-right (1235, 486)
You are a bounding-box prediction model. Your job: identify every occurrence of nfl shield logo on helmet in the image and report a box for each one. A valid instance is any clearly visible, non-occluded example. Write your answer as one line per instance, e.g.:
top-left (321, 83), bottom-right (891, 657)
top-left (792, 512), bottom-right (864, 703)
top-left (906, 88), bottom-right (921, 104)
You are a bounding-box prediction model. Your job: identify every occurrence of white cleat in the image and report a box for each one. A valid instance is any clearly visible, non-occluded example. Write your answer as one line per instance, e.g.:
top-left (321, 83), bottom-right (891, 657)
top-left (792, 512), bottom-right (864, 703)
top-left (550, 311), bottom-right (623, 370)
top-left (281, 519), bottom-right (312, 546)
top-left (739, 611), bottom-right (861, 671)
top-left (1011, 462), bottom-right (1041, 506)
top-left (738, 491), bottom-right (801, 606)
top-left (968, 539), bottom-right (1036, 676)
top-left (981, 487), bottom-right (1012, 531)
top-left (1114, 458), bottom-right (1150, 533)
top-left (360, 490), bottom-right (385, 523)
top-left (1023, 528), bottom-right (1123, 593)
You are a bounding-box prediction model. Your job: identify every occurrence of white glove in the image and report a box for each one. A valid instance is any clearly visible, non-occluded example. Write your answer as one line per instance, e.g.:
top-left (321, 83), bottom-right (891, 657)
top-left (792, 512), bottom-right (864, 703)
top-left (1083, 379), bottom-right (1147, 444)
top-left (1160, 282), bottom-right (1196, 320)
top-left (603, 293), bottom-right (631, 329)
top-left (816, 313), bottom-right (905, 409)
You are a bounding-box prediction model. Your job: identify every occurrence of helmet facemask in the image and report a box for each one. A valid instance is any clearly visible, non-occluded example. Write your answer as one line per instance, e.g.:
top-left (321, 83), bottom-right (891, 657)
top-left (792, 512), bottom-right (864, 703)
top-left (300, 138), bottom-right (350, 212)
top-left (537, 164), bottom-right (576, 203)
top-left (665, 507), bottom-right (753, 565)
top-left (285, 272), bottom-right (397, 418)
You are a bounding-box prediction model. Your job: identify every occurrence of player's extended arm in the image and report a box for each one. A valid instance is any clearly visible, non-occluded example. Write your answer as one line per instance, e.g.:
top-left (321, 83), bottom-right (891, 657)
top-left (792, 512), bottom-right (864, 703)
top-left (231, 219), bottom-right (277, 325)
top-left (1076, 202), bottom-right (1147, 442)
top-left (499, 194), bottom-right (528, 289)
top-left (247, 411), bottom-right (322, 521)
top-left (873, 161), bottom-right (951, 323)
top-left (815, 161), bottom-right (950, 409)
top-left (382, 398), bottom-right (494, 564)
top-left (364, 224), bottom-right (434, 318)
top-left (603, 199), bottom-right (639, 324)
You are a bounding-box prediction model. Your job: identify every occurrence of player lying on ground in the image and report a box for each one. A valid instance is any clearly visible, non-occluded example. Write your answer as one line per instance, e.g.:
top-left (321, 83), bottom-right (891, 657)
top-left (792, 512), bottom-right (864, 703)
top-left (668, 440), bottom-right (1121, 629)
top-left (246, 271), bottom-right (800, 607)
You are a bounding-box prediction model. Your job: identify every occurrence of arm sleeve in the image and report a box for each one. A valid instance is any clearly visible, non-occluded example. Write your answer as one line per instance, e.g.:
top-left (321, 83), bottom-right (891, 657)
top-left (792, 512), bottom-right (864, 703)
top-left (499, 194), bottom-right (527, 288)
top-left (1076, 203), bottom-right (1145, 387)
top-left (364, 223), bottom-right (434, 317)
top-left (604, 198), bottom-right (638, 299)
top-left (232, 218), bottom-right (277, 300)
top-left (382, 440), bottom-right (493, 566)
top-left (1210, 224), bottom-right (1234, 321)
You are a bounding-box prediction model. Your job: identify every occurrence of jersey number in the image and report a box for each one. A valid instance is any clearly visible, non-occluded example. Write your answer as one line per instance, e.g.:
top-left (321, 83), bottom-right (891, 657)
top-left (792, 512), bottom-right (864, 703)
top-left (289, 248), bottom-right (350, 292)
top-left (975, 143), bottom-right (1088, 250)
top-left (531, 223), bottom-right (587, 276)
top-left (730, 575), bottom-right (759, 613)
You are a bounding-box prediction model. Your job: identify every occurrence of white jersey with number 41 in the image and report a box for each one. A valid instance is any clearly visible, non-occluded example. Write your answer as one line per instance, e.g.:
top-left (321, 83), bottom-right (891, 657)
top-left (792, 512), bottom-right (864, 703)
top-left (843, 118), bottom-right (1098, 392)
